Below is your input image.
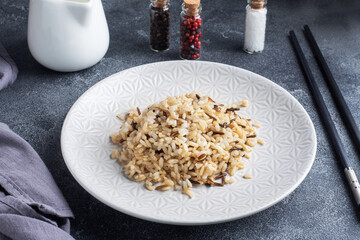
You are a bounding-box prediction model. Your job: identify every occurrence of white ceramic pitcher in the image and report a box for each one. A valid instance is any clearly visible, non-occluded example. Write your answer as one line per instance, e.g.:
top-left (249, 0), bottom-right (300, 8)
top-left (28, 0), bottom-right (109, 72)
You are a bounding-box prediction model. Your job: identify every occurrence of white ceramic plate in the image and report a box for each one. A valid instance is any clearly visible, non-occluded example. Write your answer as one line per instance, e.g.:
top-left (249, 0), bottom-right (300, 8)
top-left (61, 61), bottom-right (316, 225)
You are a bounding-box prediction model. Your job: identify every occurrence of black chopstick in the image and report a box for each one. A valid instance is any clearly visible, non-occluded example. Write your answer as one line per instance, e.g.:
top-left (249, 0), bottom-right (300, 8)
top-left (303, 25), bottom-right (360, 153)
top-left (289, 30), bottom-right (360, 207)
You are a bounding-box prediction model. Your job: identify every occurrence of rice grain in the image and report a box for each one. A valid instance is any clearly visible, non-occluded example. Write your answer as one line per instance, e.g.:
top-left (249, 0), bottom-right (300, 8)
top-left (111, 92), bottom-right (262, 198)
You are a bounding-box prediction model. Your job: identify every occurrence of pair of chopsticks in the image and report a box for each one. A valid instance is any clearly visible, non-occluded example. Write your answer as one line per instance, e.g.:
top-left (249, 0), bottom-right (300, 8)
top-left (289, 26), bottom-right (360, 207)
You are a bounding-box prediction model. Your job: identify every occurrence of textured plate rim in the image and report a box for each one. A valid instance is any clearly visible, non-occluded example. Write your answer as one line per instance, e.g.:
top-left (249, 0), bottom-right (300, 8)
top-left (60, 60), bottom-right (317, 225)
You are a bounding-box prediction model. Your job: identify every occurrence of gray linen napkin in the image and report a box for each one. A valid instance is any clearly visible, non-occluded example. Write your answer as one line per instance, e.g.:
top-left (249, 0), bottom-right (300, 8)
top-left (0, 123), bottom-right (74, 240)
top-left (0, 42), bottom-right (18, 91)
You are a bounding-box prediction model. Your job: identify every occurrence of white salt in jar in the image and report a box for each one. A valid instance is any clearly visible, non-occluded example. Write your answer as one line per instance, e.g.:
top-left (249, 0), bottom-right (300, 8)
top-left (243, 0), bottom-right (267, 54)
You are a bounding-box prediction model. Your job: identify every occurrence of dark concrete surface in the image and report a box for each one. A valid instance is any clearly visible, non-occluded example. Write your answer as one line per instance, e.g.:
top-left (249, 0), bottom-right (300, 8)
top-left (1, 0), bottom-right (360, 239)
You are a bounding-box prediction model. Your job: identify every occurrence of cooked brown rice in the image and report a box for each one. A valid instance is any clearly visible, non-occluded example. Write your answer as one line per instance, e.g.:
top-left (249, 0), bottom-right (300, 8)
top-left (110, 92), bottom-right (262, 198)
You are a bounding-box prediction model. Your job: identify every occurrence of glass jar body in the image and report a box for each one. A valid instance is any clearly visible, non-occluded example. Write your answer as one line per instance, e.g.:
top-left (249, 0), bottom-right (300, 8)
top-left (150, 1), bottom-right (170, 52)
top-left (180, 3), bottom-right (202, 60)
top-left (243, 1), bottom-right (267, 54)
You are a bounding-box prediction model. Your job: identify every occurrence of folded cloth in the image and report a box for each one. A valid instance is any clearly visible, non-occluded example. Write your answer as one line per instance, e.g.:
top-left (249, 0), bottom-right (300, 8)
top-left (0, 123), bottom-right (74, 240)
top-left (0, 42), bottom-right (18, 91)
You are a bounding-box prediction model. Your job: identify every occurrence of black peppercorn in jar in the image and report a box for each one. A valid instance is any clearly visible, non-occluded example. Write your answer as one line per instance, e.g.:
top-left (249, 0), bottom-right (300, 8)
top-left (180, 0), bottom-right (202, 60)
top-left (150, 0), bottom-right (170, 52)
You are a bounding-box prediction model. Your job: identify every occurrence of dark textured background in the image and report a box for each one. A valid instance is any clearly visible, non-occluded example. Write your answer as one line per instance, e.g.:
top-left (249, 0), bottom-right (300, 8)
top-left (1, 0), bottom-right (360, 239)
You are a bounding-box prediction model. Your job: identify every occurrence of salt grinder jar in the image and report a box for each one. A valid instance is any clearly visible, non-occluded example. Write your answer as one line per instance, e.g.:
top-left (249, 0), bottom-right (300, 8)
top-left (243, 0), bottom-right (267, 54)
top-left (180, 0), bottom-right (202, 60)
top-left (150, 0), bottom-right (170, 52)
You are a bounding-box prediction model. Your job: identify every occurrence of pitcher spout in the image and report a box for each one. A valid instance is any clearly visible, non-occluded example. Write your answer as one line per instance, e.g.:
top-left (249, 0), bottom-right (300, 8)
top-left (65, 0), bottom-right (93, 26)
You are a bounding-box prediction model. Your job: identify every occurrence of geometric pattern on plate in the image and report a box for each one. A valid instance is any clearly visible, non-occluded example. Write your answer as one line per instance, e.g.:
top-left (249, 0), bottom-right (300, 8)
top-left (61, 61), bottom-right (316, 225)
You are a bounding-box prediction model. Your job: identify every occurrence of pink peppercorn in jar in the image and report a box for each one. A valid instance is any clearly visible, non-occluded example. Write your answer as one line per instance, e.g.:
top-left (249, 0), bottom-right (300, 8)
top-left (180, 0), bottom-right (202, 60)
